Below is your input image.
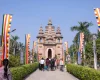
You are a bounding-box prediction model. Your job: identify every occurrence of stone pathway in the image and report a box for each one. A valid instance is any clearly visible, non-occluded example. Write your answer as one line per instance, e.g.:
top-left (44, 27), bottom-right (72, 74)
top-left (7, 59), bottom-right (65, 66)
top-left (25, 68), bottom-right (79, 80)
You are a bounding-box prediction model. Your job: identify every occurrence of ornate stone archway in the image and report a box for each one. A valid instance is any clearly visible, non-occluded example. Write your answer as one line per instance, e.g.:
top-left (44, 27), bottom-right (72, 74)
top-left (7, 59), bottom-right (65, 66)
top-left (45, 48), bottom-right (54, 59)
top-left (48, 49), bottom-right (52, 58)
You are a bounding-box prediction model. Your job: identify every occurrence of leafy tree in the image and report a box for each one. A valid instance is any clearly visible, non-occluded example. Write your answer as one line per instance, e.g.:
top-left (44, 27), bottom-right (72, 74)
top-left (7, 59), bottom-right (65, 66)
top-left (9, 35), bottom-right (25, 67)
top-left (69, 44), bottom-right (77, 63)
top-left (9, 35), bottom-right (19, 55)
top-left (33, 52), bottom-right (38, 62)
top-left (85, 41), bottom-right (93, 67)
top-left (71, 21), bottom-right (93, 44)
top-left (96, 30), bottom-right (100, 65)
top-left (70, 21), bottom-right (93, 65)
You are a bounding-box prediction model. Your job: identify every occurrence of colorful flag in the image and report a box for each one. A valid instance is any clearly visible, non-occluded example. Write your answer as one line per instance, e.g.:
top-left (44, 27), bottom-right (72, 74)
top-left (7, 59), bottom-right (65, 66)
top-left (1, 14), bottom-right (12, 60)
top-left (79, 32), bottom-right (84, 54)
top-left (64, 41), bottom-right (68, 54)
top-left (33, 41), bottom-right (36, 52)
top-left (25, 34), bottom-right (30, 64)
top-left (94, 8), bottom-right (100, 31)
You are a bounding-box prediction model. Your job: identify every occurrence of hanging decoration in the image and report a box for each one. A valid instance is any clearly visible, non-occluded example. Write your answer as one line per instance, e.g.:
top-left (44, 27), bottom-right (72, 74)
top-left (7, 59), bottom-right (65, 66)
top-left (25, 34), bottom-right (30, 64)
top-left (94, 8), bottom-right (100, 31)
top-left (1, 14), bottom-right (12, 60)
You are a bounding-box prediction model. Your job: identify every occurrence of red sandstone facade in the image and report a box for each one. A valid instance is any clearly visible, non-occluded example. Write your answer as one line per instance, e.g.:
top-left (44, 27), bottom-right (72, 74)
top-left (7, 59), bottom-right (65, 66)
top-left (37, 20), bottom-right (63, 61)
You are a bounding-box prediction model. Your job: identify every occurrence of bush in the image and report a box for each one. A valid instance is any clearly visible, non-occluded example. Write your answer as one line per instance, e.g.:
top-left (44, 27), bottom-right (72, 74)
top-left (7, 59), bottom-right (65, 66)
top-left (10, 62), bottom-right (39, 80)
top-left (9, 54), bottom-right (21, 67)
top-left (67, 64), bottom-right (100, 80)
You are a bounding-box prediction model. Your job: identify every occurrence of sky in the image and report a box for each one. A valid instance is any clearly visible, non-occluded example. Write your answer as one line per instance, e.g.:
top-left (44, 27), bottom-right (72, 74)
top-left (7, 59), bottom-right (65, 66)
top-left (0, 0), bottom-right (100, 49)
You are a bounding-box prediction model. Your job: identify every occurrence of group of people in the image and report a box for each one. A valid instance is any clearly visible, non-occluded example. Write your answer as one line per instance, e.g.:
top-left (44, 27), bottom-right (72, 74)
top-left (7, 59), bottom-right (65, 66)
top-left (39, 57), bottom-right (64, 71)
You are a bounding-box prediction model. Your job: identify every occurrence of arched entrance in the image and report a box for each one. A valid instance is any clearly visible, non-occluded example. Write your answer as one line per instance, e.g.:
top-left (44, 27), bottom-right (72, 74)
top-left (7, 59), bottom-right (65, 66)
top-left (48, 49), bottom-right (52, 58)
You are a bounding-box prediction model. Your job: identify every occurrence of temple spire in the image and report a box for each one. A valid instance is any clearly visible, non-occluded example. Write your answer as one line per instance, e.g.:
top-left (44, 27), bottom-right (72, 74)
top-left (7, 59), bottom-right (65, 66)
top-left (39, 25), bottom-right (43, 34)
top-left (56, 26), bottom-right (61, 34)
top-left (48, 18), bottom-right (52, 25)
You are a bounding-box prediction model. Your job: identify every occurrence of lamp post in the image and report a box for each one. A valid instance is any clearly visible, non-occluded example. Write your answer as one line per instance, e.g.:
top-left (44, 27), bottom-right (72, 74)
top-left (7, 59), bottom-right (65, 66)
top-left (9, 29), bottom-right (16, 58)
top-left (93, 34), bottom-right (97, 70)
top-left (9, 29), bottom-right (16, 56)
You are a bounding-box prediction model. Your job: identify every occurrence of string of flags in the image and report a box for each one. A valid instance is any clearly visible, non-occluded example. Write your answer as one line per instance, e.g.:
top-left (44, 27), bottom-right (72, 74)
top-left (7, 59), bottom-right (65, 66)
top-left (94, 8), bottom-right (100, 31)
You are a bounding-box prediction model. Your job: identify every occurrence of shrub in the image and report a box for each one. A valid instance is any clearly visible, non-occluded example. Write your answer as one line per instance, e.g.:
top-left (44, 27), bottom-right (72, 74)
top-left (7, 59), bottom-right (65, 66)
top-left (9, 54), bottom-right (21, 67)
top-left (10, 62), bottom-right (38, 80)
top-left (67, 64), bottom-right (100, 80)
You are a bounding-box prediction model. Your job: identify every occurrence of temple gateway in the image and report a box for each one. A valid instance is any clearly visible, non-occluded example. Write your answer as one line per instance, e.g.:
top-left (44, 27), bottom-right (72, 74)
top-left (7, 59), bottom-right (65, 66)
top-left (37, 19), bottom-right (63, 60)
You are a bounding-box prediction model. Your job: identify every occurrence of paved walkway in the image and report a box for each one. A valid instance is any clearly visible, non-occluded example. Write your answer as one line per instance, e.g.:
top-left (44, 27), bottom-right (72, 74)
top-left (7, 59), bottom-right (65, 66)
top-left (25, 68), bottom-right (79, 80)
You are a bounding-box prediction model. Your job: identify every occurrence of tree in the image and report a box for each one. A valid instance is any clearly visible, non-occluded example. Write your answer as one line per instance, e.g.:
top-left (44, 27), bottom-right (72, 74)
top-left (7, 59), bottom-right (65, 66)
top-left (9, 35), bottom-right (19, 55)
top-left (69, 44), bottom-right (77, 63)
top-left (85, 41), bottom-right (93, 67)
top-left (71, 21), bottom-right (93, 44)
top-left (70, 22), bottom-right (93, 65)
top-left (96, 30), bottom-right (100, 65)
top-left (9, 35), bottom-right (25, 67)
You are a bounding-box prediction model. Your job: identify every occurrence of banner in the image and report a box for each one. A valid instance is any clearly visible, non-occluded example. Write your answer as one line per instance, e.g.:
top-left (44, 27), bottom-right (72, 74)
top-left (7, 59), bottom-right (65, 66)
top-left (77, 32), bottom-right (84, 64)
top-left (64, 41), bottom-right (68, 55)
top-left (94, 8), bottom-right (100, 31)
top-left (1, 14), bottom-right (12, 60)
top-left (79, 32), bottom-right (84, 54)
top-left (33, 41), bottom-right (36, 54)
top-left (25, 34), bottom-right (30, 64)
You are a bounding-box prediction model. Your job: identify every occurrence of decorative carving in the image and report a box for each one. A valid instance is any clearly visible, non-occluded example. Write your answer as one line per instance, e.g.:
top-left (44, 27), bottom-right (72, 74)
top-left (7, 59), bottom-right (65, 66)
top-left (37, 20), bottom-right (63, 60)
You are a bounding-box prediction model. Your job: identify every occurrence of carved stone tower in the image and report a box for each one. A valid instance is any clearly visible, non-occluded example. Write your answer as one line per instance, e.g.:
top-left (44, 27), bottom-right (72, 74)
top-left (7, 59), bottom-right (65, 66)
top-left (37, 19), bottom-right (63, 60)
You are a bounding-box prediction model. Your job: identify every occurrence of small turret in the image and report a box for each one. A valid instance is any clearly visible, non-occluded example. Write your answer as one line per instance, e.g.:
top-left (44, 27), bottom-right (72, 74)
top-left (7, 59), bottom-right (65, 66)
top-left (39, 26), bottom-right (44, 34)
top-left (56, 26), bottom-right (61, 34)
top-left (48, 19), bottom-right (52, 25)
top-left (37, 25), bottom-right (44, 38)
top-left (56, 26), bottom-right (63, 38)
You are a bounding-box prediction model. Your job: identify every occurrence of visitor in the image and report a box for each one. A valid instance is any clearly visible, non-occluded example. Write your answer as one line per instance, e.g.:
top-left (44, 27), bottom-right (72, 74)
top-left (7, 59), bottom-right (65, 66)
top-left (50, 58), bottom-right (55, 71)
top-left (59, 58), bottom-right (64, 71)
top-left (46, 58), bottom-right (50, 71)
top-left (57, 59), bottom-right (60, 69)
top-left (0, 59), bottom-right (12, 80)
top-left (40, 58), bottom-right (45, 71)
top-left (48, 58), bottom-right (51, 70)
top-left (54, 58), bottom-right (57, 70)
top-left (39, 59), bottom-right (41, 70)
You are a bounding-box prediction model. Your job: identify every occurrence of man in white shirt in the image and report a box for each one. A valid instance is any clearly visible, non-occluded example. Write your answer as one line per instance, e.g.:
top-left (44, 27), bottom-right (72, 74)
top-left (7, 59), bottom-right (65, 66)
top-left (40, 58), bottom-right (45, 71)
top-left (60, 58), bottom-right (64, 71)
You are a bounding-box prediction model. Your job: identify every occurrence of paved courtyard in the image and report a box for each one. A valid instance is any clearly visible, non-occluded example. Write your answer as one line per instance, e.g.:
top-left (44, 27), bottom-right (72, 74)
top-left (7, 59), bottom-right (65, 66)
top-left (25, 69), bottom-right (79, 80)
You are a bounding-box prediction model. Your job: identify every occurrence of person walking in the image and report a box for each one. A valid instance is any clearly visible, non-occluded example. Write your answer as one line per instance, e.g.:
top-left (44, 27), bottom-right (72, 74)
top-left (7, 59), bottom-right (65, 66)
top-left (59, 58), bottom-right (64, 72)
top-left (0, 59), bottom-right (12, 80)
top-left (48, 58), bottom-right (51, 70)
top-left (54, 59), bottom-right (57, 70)
top-left (57, 59), bottom-right (60, 69)
top-left (39, 59), bottom-right (41, 70)
top-left (50, 58), bottom-right (55, 71)
top-left (46, 58), bottom-right (50, 71)
top-left (40, 58), bottom-right (45, 71)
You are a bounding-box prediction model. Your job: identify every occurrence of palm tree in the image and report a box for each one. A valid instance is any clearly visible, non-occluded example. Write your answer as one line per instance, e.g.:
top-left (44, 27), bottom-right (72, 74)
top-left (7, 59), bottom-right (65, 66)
top-left (71, 21), bottom-right (93, 65)
top-left (71, 21), bottom-right (93, 44)
top-left (11, 35), bottom-right (19, 41)
top-left (10, 35), bottom-right (19, 55)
